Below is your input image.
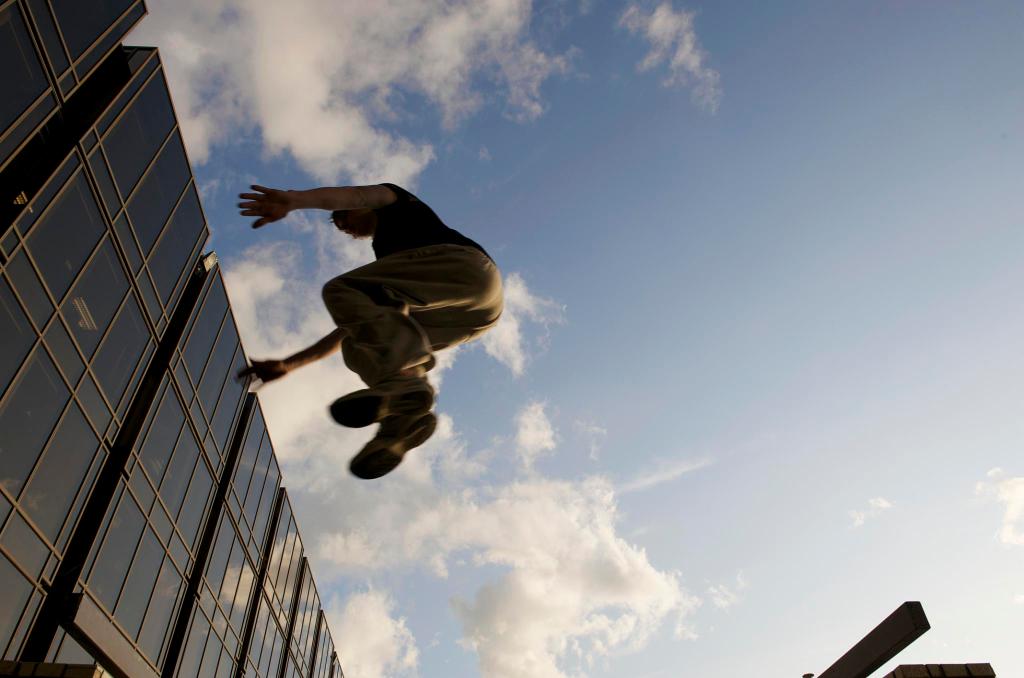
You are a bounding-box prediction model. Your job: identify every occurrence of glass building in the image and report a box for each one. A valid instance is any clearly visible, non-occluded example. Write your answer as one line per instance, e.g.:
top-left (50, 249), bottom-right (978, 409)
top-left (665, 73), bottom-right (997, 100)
top-left (1, 2), bottom-right (343, 677)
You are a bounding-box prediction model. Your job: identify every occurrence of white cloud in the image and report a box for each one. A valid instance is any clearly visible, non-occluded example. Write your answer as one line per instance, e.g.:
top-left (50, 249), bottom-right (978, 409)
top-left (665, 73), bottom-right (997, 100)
top-left (976, 468), bottom-right (1024, 546)
top-left (129, 0), bottom-right (574, 183)
top-left (329, 590), bottom-right (419, 678)
top-left (707, 571), bottom-right (747, 610)
top-left (1014, 594), bottom-right (1024, 605)
top-left (849, 496), bottom-right (894, 528)
top-left (482, 272), bottom-right (565, 376)
top-left (619, 457), bottom-right (712, 494)
top-left (574, 419), bottom-right (607, 460)
top-left (516, 401), bottom-right (557, 468)
top-left (619, 2), bottom-right (722, 110)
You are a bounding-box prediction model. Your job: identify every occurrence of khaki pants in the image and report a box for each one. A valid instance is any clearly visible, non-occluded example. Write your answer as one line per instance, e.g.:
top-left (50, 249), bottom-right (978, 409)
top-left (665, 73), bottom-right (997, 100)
top-left (322, 245), bottom-right (503, 388)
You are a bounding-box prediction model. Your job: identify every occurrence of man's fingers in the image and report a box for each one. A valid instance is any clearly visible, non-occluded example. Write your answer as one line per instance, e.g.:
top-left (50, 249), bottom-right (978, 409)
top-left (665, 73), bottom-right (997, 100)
top-left (253, 218), bottom-right (269, 229)
top-left (236, 365), bottom-right (254, 380)
top-left (238, 200), bottom-right (261, 208)
top-left (240, 209), bottom-right (260, 217)
top-left (251, 184), bottom-right (274, 194)
top-left (238, 193), bottom-right (264, 200)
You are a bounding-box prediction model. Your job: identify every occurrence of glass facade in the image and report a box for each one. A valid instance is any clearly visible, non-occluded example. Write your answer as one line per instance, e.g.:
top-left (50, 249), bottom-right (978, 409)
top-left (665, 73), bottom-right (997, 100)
top-left (1, 2), bottom-right (343, 676)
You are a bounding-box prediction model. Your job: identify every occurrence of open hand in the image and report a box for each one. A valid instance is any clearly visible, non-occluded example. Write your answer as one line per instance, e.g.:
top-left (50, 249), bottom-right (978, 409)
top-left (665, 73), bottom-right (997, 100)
top-left (238, 185), bottom-right (293, 228)
top-left (237, 359), bottom-right (290, 384)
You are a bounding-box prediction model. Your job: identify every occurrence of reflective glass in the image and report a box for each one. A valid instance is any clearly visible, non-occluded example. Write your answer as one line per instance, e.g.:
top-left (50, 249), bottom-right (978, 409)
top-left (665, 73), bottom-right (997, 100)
top-left (137, 554), bottom-right (182, 664)
top-left (76, 372), bottom-right (111, 433)
top-left (20, 403), bottom-right (99, 545)
top-left (0, 4), bottom-right (49, 135)
top-left (114, 527), bottom-right (163, 637)
top-left (199, 322), bottom-right (238, 414)
top-left (103, 72), bottom-right (175, 196)
top-left (0, 512), bottom-right (49, 579)
top-left (88, 491), bottom-right (145, 611)
top-left (150, 186), bottom-right (204, 304)
top-left (93, 294), bottom-right (148, 406)
top-left (44, 318), bottom-right (85, 386)
top-left (184, 280), bottom-right (227, 382)
top-left (0, 552), bottom-right (36, 658)
top-left (26, 0), bottom-right (70, 74)
top-left (61, 239), bottom-right (127, 358)
top-left (6, 250), bottom-right (53, 329)
top-left (50, 0), bottom-right (134, 59)
top-left (127, 135), bottom-right (190, 255)
top-left (0, 349), bottom-right (68, 498)
top-left (0, 277), bottom-right (35, 394)
top-left (27, 173), bottom-right (106, 303)
top-left (176, 614), bottom-right (209, 678)
top-left (139, 386), bottom-right (184, 487)
top-left (88, 147), bottom-right (121, 218)
top-left (160, 427), bottom-right (201, 519)
top-left (177, 461), bottom-right (213, 551)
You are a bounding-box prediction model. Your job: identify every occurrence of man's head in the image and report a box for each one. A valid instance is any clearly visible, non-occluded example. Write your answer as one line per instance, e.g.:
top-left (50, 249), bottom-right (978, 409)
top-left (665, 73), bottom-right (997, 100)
top-left (331, 208), bottom-right (377, 239)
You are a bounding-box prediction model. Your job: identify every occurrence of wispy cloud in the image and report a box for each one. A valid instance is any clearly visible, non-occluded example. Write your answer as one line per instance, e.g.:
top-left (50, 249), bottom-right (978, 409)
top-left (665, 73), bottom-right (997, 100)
top-left (574, 419), bottom-right (607, 460)
top-left (481, 272), bottom-right (565, 377)
top-left (619, 2), bottom-right (722, 110)
top-left (619, 457), bottom-right (712, 494)
top-left (976, 468), bottom-right (1024, 546)
top-left (130, 0), bottom-right (575, 183)
top-left (515, 401), bottom-right (557, 469)
top-left (707, 571), bottom-right (748, 610)
top-left (849, 497), bottom-right (893, 528)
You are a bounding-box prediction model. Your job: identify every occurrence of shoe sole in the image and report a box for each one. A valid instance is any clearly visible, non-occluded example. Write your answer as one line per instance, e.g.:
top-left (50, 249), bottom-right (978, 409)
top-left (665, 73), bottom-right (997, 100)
top-left (329, 388), bottom-right (433, 428)
top-left (349, 414), bottom-right (437, 480)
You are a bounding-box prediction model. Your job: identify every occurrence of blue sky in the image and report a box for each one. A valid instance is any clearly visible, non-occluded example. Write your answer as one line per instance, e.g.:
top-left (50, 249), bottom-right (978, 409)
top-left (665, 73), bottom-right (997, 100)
top-left (130, 2), bottom-right (1023, 676)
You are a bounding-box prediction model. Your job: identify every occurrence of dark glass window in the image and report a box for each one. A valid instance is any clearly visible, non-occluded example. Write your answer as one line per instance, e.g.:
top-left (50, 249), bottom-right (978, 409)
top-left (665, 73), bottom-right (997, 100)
top-left (19, 403), bottom-right (99, 545)
top-left (126, 134), bottom-right (190, 255)
top-left (27, 0), bottom-right (70, 74)
top-left (199, 322), bottom-right (238, 413)
top-left (0, 349), bottom-right (69, 498)
top-left (160, 431), bottom-right (200, 521)
top-left (93, 294), bottom-right (148, 406)
top-left (113, 527), bottom-right (164, 637)
top-left (0, 512), bottom-right (49, 579)
top-left (0, 552), bottom-right (37, 659)
top-left (26, 173), bottom-right (107, 303)
top-left (139, 387), bottom-right (185, 488)
top-left (50, 0), bottom-right (134, 60)
top-left (149, 186), bottom-right (205, 305)
top-left (88, 490), bottom-right (145, 611)
top-left (6, 250), bottom-right (53, 329)
top-left (177, 461), bottom-right (213, 551)
top-left (137, 554), bottom-right (183, 664)
top-left (0, 277), bottom-right (35, 394)
top-left (103, 73), bottom-right (175, 197)
top-left (0, 4), bottom-right (49, 135)
top-left (61, 239), bottom-right (128, 358)
top-left (184, 279), bottom-right (227, 382)
top-left (44, 318), bottom-right (85, 387)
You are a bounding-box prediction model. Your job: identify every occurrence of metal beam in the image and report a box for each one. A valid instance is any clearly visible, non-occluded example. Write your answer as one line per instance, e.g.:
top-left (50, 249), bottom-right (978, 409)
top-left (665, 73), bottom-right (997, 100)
top-left (818, 602), bottom-right (931, 678)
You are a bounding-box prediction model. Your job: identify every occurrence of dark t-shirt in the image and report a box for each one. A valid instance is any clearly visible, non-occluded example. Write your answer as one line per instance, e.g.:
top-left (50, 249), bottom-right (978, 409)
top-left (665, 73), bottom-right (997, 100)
top-left (372, 183), bottom-right (490, 261)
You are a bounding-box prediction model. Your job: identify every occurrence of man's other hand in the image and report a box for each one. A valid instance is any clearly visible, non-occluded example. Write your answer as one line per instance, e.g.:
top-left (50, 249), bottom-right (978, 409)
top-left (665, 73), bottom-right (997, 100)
top-left (238, 185), bottom-right (293, 228)
top-left (237, 359), bottom-right (290, 384)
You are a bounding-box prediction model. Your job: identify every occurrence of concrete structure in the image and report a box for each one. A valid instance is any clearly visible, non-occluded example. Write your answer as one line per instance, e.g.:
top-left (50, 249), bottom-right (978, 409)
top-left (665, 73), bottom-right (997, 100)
top-left (1, 2), bottom-right (342, 676)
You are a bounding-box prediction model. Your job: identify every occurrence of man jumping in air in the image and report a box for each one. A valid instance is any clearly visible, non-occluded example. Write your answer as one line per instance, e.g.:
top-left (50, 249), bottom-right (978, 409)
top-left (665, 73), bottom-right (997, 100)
top-left (236, 183), bottom-right (503, 479)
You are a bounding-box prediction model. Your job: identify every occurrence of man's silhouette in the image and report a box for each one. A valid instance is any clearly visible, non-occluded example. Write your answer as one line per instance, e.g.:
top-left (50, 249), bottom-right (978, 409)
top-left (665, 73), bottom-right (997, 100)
top-left (237, 184), bottom-right (503, 479)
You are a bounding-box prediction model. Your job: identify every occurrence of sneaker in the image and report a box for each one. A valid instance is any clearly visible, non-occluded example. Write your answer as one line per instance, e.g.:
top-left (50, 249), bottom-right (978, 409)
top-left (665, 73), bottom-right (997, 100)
top-left (329, 379), bottom-right (434, 428)
top-left (349, 412), bottom-right (437, 479)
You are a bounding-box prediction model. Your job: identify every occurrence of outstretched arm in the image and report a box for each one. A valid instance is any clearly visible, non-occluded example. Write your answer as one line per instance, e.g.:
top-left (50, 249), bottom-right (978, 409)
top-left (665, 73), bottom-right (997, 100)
top-left (237, 329), bottom-right (345, 383)
top-left (238, 184), bottom-right (397, 228)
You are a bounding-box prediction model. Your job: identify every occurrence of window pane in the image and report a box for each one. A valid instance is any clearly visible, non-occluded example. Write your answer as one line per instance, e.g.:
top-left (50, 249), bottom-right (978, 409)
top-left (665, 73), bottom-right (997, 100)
top-left (50, 0), bottom-right (134, 59)
top-left (0, 277), bottom-right (35, 394)
top-left (184, 280), bottom-right (227, 382)
top-left (26, 173), bottom-right (107, 303)
top-left (139, 387), bottom-right (185, 488)
top-left (0, 349), bottom-right (68, 498)
top-left (199, 323), bottom-right (238, 415)
top-left (150, 186), bottom-right (205, 305)
top-left (0, 552), bottom-right (36, 658)
top-left (93, 294), bottom-right (148, 407)
top-left (6, 251), bottom-right (52, 329)
top-left (61, 239), bottom-right (127, 358)
top-left (20, 403), bottom-right (99, 545)
top-left (177, 461), bottom-right (212, 551)
top-left (137, 555), bottom-right (182, 664)
top-left (160, 427), bottom-right (200, 518)
top-left (103, 73), bottom-right (175, 198)
top-left (113, 527), bottom-right (163, 637)
top-left (44, 318), bottom-right (85, 387)
top-left (127, 135), bottom-right (190, 255)
top-left (0, 4), bottom-right (49, 134)
top-left (88, 491), bottom-right (145, 611)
